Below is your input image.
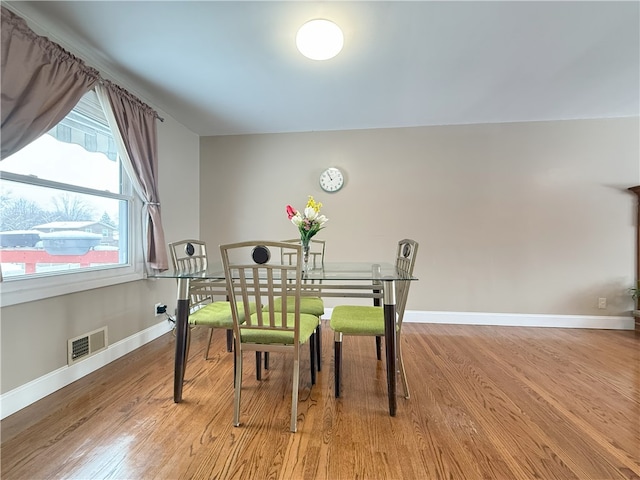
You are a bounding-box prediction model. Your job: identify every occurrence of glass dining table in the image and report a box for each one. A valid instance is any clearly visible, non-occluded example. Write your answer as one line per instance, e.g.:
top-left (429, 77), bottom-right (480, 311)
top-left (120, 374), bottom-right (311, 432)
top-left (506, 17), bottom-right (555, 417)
top-left (149, 261), bottom-right (417, 416)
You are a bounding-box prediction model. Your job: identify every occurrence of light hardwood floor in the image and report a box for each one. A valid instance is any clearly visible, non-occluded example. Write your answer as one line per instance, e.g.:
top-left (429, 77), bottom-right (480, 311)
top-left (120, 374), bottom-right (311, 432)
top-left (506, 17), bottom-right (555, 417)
top-left (1, 321), bottom-right (639, 479)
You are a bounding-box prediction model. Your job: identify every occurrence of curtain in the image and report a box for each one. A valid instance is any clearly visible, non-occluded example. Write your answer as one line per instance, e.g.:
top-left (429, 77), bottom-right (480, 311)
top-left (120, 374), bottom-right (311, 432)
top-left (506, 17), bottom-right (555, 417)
top-left (97, 81), bottom-right (168, 272)
top-left (0, 6), bottom-right (99, 159)
top-left (1, 6), bottom-right (168, 272)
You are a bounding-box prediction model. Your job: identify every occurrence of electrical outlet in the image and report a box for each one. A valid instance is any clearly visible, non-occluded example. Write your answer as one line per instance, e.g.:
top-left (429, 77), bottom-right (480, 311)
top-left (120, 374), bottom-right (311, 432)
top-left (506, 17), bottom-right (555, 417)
top-left (597, 297), bottom-right (607, 309)
top-left (154, 303), bottom-right (167, 316)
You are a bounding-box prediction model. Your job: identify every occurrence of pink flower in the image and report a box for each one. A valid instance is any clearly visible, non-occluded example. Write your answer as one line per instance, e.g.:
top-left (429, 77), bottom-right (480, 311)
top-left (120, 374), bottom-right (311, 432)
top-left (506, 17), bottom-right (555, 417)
top-left (286, 205), bottom-right (297, 220)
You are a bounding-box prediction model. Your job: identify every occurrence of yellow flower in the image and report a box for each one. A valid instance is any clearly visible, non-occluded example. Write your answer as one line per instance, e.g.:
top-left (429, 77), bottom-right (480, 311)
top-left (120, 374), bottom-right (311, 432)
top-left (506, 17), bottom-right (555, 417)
top-left (306, 195), bottom-right (322, 213)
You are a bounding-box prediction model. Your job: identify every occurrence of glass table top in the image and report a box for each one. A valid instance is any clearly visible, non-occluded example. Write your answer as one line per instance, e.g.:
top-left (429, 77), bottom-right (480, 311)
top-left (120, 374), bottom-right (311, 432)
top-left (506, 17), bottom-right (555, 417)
top-left (148, 261), bottom-right (417, 282)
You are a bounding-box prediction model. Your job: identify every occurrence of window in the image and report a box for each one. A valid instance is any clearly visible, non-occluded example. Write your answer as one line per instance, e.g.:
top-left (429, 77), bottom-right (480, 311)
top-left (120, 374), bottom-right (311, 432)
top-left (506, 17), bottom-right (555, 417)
top-left (0, 90), bottom-right (143, 305)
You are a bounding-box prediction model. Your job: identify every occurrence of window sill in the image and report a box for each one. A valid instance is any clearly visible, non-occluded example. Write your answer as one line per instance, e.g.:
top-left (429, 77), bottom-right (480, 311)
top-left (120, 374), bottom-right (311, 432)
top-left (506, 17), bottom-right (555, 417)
top-left (0, 268), bottom-right (144, 307)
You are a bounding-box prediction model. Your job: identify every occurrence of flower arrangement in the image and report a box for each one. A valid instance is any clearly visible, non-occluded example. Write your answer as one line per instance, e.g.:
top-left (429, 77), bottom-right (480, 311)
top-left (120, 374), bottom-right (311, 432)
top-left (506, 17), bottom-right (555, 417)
top-left (285, 195), bottom-right (328, 247)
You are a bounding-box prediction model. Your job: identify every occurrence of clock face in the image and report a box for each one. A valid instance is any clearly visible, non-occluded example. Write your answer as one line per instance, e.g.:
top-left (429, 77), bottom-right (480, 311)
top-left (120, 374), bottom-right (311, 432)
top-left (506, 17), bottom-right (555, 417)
top-left (319, 167), bottom-right (344, 193)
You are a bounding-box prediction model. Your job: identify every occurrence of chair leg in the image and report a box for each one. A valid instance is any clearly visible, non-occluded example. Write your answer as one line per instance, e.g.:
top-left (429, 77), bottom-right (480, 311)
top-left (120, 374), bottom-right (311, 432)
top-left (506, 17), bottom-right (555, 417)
top-left (397, 334), bottom-right (410, 399)
top-left (256, 352), bottom-right (262, 380)
top-left (309, 332), bottom-right (316, 385)
top-left (290, 355), bottom-right (300, 433)
top-left (205, 329), bottom-right (215, 360)
top-left (316, 321), bottom-right (322, 371)
top-left (264, 352), bottom-right (270, 370)
top-left (233, 345), bottom-right (237, 387)
top-left (334, 331), bottom-right (343, 397)
top-left (226, 329), bottom-right (233, 352)
top-left (375, 335), bottom-right (382, 360)
top-left (183, 326), bottom-right (192, 380)
top-left (233, 349), bottom-right (243, 427)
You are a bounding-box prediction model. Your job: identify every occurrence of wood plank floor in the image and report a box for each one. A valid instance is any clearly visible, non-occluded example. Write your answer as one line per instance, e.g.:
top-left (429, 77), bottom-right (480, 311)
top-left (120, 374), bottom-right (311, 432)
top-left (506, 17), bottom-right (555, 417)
top-left (1, 322), bottom-right (639, 479)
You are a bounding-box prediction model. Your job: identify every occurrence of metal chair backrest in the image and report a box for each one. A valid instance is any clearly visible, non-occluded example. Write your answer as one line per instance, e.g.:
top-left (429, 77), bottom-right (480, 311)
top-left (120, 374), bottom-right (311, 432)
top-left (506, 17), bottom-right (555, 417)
top-left (220, 241), bottom-right (304, 343)
top-left (280, 238), bottom-right (325, 268)
top-left (168, 239), bottom-right (226, 309)
top-left (169, 239), bottom-right (208, 273)
top-left (394, 239), bottom-right (419, 327)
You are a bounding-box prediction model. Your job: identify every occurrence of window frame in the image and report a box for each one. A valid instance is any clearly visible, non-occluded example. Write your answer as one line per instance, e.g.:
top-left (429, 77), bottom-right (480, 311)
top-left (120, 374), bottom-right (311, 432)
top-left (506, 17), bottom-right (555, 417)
top-left (0, 175), bottom-right (144, 305)
top-left (0, 97), bottom-right (145, 307)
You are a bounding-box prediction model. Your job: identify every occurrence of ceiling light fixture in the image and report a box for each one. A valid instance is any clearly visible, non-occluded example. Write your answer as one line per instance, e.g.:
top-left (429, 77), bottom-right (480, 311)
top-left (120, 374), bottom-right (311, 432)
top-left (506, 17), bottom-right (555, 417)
top-left (296, 19), bottom-right (344, 61)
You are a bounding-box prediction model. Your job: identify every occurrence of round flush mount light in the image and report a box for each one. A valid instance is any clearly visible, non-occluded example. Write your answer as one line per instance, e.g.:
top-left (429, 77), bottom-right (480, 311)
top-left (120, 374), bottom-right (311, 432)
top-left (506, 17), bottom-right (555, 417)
top-left (296, 19), bottom-right (344, 61)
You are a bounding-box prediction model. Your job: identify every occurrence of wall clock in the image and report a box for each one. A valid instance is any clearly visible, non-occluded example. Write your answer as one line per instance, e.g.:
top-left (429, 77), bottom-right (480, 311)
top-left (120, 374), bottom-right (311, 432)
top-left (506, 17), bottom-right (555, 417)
top-left (319, 167), bottom-right (344, 193)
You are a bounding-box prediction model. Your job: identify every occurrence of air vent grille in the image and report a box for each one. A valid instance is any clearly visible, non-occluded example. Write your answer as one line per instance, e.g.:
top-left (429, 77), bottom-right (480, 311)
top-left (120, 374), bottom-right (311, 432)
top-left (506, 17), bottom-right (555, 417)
top-left (71, 336), bottom-right (89, 360)
top-left (68, 327), bottom-right (108, 365)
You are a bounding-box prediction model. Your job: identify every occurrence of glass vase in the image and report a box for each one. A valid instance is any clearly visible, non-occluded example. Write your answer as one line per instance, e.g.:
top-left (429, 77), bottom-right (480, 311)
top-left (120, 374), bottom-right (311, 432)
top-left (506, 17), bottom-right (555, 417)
top-left (301, 240), bottom-right (310, 272)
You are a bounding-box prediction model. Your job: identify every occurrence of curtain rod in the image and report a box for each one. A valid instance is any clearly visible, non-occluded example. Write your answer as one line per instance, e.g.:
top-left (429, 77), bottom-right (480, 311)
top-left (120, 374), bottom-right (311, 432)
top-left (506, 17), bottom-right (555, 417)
top-left (97, 78), bottom-right (164, 122)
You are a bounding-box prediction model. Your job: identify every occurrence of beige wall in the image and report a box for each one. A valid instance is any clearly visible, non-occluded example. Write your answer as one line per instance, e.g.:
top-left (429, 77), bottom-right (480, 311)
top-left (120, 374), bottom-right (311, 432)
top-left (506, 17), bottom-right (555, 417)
top-left (0, 115), bottom-right (200, 394)
top-left (200, 118), bottom-right (638, 315)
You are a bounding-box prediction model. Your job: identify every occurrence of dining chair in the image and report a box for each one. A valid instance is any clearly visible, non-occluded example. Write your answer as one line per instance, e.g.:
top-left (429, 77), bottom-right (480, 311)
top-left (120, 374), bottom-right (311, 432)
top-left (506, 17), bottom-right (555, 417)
top-left (329, 238), bottom-right (419, 399)
top-left (168, 239), bottom-right (255, 362)
top-left (220, 240), bottom-right (320, 433)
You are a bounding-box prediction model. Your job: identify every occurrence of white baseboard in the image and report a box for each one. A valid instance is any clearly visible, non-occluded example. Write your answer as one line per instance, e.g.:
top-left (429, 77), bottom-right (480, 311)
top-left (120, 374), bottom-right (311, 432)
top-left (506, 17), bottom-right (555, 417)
top-left (324, 308), bottom-right (635, 330)
top-left (0, 320), bottom-right (173, 420)
top-left (402, 310), bottom-right (635, 330)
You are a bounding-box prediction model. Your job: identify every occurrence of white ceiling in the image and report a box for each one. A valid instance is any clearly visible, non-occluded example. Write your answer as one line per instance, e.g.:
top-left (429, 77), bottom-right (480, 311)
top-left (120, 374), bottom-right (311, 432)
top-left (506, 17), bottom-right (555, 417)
top-left (8, 1), bottom-right (640, 137)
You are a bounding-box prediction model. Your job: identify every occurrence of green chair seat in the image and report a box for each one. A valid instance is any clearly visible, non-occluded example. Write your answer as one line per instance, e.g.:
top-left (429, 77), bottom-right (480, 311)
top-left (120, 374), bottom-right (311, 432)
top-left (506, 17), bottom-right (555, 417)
top-left (241, 312), bottom-right (319, 345)
top-left (271, 296), bottom-right (325, 317)
top-left (329, 305), bottom-right (386, 336)
top-left (189, 301), bottom-right (256, 328)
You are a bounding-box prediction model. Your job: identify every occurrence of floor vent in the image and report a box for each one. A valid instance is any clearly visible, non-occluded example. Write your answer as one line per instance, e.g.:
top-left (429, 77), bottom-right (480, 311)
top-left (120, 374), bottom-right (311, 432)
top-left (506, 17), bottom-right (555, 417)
top-left (68, 327), bottom-right (108, 365)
